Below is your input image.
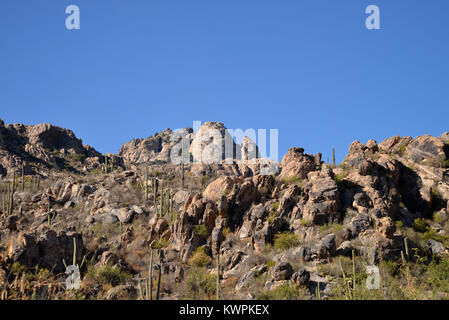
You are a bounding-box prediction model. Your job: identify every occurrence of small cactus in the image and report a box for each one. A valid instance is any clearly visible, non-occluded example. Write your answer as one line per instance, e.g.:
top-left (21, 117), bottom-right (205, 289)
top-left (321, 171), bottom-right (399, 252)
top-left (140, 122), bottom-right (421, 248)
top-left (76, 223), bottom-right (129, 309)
top-left (47, 204), bottom-right (55, 228)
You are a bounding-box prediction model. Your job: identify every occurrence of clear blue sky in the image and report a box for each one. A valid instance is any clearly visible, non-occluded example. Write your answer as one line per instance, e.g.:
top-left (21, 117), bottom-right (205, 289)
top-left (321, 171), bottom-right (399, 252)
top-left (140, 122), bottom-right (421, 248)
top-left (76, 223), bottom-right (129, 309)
top-left (1, 1), bottom-right (448, 163)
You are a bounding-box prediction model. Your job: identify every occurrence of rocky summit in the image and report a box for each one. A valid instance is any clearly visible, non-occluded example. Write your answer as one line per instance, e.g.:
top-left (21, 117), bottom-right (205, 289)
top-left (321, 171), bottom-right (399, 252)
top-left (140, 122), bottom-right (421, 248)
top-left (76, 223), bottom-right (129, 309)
top-left (1, 119), bottom-right (449, 300)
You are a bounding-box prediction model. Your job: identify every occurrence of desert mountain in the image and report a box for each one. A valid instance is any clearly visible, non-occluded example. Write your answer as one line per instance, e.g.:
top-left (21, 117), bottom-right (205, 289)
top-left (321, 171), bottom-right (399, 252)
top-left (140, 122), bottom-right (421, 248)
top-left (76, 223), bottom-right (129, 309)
top-left (0, 118), bottom-right (449, 300)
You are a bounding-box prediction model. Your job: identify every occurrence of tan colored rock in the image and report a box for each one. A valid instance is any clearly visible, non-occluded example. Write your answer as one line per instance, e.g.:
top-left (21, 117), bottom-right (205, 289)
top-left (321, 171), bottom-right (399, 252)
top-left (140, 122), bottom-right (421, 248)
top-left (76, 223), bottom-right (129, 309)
top-left (348, 141), bottom-right (365, 155)
top-left (375, 217), bottom-right (396, 239)
top-left (279, 147), bottom-right (320, 180)
top-left (190, 122), bottom-right (240, 163)
top-left (302, 166), bottom-right (340, 225)
top-left (119, 128), bottom-right (193, 163)
top-left (378, 136), bottom-right (412, 154)
top-left (365, 139), bottom-right (378, 152)
top-left (203, 176), bottom-right (240, 202)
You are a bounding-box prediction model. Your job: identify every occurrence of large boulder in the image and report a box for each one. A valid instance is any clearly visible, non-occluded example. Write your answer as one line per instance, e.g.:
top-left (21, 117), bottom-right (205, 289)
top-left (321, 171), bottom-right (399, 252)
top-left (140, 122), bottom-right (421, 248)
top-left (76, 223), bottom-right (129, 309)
top-left (426, 240), bottom-right (449, 258)
top-left (190, 122), bottom-right (241, 163)
top-left (291, 267), bottom-right (310, 286)
top-left (279, 147), bottom-right (321, 180)
top-left (270, 262), bottom-right (294, 281)
top-left (203, 177), bottom-right (238, 202)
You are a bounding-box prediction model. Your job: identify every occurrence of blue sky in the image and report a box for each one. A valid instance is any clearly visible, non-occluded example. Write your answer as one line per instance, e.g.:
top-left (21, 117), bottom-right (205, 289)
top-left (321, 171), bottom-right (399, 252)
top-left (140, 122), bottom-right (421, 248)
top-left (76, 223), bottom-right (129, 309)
top-left (1, 1), bottom-right (448, 163)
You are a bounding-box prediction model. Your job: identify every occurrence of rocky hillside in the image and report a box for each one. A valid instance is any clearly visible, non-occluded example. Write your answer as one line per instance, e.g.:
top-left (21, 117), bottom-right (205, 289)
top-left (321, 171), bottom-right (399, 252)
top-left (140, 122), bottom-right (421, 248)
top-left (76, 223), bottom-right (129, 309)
top-left (1, 119), bottom-right (449, 300)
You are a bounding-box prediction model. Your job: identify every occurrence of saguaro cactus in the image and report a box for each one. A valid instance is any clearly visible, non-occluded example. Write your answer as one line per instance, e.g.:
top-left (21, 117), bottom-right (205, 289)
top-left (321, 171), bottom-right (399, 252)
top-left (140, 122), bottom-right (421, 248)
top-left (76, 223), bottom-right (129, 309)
top-left (352, 249), bottom-right (356, 299)
top-left (144, 167), bottom-right (149, 201)
top-left (216, 252), bottom-right (221, 300)
top-left (404, 237), bottom-right (410, 259)
top-left (332, 147), bottom-right (336, 168)
top-left (21, 165), bottom-right (25, 191)
top-left (168, 190), bottom-right (172, 215)
top-left (156, 264), bottom-right (162, 300)
top-left (47, 203), bottom-right (55, 228)
top-left (104, 156), bottom-right (108, 174)
top-left (180, 163), bottom-right (185, 188)
top-left (152, 176), bottom-right (159, 205)
top-left (8, 174), bottom-right (16, 216)
top-left (159, 186), bottom-right (164, 217)
top-left (149, 249), bottom-right (154, 300)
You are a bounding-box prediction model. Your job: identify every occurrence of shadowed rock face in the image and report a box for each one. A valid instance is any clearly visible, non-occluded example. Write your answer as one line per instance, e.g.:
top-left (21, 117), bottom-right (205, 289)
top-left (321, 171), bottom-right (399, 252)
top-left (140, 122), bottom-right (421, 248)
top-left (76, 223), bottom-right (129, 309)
top-left (0, 120), bottom-right (103, 176)
top-left (7, 231), bottom-right (83, 273)
top-left (27, 123), bottom-right (86, 154)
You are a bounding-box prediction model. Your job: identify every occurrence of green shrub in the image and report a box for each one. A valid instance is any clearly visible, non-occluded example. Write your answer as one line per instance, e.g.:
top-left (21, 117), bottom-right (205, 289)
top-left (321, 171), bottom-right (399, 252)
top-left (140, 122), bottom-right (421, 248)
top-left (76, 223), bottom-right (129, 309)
top-left (380, 260), bottom-right (400, 277)
top-left (266, 260), bottom-right (275, 270)
top-left (281, 175), bottom-right (303, 185)
top-left (425, 258), bottom-right (449, 296)
top-left (397, 144), bottom-right (407, 155)
top-left (153, 238), bottom-right (169, 249)
top-left (433, 211), bottom-right (448, 225)
top-left (299, 219), bottom-right (312, 227)
top-left (222, 227), bottom-right (231, 238)
top-left (422, 229), bottom-right (449, 246)
top-left (188, 247), bottom-right (211, 267)
top-left (259, 186), bottom-right (269, 195)
top-left (184, 267), bottom-right (216, 300)
top-left (193, 224), bottom-right (209, 239)
top-left (258, 283), bottom-right (305, 300)
top-left (92, 222), bottom-right (121, 239)
top-left (273, 232), bottom-right (300, 250)
top-left (413, 218), bottom-right (428, 233)
top-left (87, 265), bottom-right (131, 287)
top-left (10, 262), bottom-right (26, 276)
top-left (68, 153), bottom-right (86, 163)
top-left (266, 210), bottom-right (277, 224)
top-left (152, 170), bottom-right (161, 178)
top-left (319, 223), bottom-right (344, 235)
top-left (334, 170), bottom-right (349, 186)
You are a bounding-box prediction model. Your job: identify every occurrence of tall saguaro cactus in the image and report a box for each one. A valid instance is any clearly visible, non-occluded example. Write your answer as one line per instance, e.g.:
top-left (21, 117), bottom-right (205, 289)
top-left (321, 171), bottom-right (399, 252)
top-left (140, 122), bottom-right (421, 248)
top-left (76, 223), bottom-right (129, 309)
top-left (144, 166), bottom-right (149, 201)
top-left (21, 165), bottom-right (25, 191)
top-left (104, 156), bottom-right (109, 174)
top-left (152, 175), bottom-right (159, 206)
top-left (149, 249), bottom-right (154, 300)
top-left (332, 147), bottom-right (336, 168)
top-left (216, 251), bottom-right (221, 300)
top-left (180, 163), bottom-right (185, 188)
top-left (8, 174), bottom-right (16, 216)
